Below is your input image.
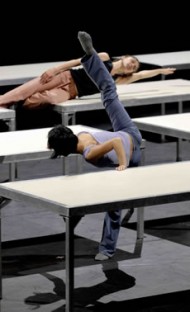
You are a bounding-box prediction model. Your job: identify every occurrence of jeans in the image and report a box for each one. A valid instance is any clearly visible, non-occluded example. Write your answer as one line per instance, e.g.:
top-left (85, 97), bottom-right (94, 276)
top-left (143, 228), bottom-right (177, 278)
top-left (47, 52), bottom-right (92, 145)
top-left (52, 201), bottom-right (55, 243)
top-left (82, 52), bottom-right (142, 256)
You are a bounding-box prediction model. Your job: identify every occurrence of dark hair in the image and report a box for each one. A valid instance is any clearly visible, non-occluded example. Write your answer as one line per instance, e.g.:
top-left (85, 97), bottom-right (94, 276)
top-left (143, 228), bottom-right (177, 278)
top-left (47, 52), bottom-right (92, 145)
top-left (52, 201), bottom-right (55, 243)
top-left (48, 125), bottom-right (78, 158)
top-left (113, 54), bottom-right (140, 74)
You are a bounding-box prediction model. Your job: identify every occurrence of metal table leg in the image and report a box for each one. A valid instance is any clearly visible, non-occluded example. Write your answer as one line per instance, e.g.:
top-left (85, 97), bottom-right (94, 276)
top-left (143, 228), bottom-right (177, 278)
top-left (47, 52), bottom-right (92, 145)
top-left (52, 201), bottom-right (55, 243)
top-left (65, 216), bottom-right (74, 312)
top-left (134, 207), bottom-right (144, 256)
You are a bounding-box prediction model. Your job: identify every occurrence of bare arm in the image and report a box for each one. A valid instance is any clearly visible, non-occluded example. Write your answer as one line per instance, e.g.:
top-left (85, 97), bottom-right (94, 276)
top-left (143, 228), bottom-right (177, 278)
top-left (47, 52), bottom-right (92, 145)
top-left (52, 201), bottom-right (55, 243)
top-left (85, 137), bottom-right (128, 171)
top-left (115, 67), bottom-right (176, 85)
top-left (40, 52), bottom-right (110, 84)
top-left (40, 58), bottom-right (82, 83)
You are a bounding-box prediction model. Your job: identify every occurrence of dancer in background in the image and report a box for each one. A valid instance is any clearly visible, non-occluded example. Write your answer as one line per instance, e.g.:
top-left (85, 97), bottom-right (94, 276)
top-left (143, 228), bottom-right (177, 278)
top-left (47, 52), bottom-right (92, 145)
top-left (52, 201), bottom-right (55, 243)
top-left (0, 50), bottom-right (175, 109)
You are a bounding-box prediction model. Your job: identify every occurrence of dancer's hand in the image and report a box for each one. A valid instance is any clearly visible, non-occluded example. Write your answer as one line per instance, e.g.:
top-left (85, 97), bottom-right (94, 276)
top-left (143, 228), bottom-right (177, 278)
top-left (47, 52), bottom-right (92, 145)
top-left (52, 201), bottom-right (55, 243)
top-left (160, 67), bottom-right (176, 75)
top-left (40, 69), bottom-right (55, 84)
top-left (116, 164), bottom-right (127, 171)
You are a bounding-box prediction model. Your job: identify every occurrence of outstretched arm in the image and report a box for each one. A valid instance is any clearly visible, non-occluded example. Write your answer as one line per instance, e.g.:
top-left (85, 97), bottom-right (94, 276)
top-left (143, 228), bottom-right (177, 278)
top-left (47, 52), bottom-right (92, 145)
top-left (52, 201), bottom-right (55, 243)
top-left (40, 52), bottom-right (110, 84)
top-left (115, 67), bottom-right (176, 84)
top-left (40, 58), bottom-right (82, 83)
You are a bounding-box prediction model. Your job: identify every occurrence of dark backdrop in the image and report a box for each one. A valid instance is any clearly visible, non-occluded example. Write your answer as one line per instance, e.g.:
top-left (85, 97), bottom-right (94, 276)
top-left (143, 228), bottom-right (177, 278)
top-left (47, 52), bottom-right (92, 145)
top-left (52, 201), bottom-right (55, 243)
top-left (1, 4), bottom-right (189, 130)
top-left (1, 4), bottom-right (189, 66)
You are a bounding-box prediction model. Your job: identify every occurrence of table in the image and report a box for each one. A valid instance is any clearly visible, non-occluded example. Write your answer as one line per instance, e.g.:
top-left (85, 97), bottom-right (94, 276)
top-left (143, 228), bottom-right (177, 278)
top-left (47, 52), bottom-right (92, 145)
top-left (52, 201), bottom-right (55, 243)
top-left (0, 108), bottom-right (16, 182)
top-left (0, 124), bottom-right (101, 181)
top-left (135, 51), bottom-right (190, 70)
top-left (53, 79), bottom-right (190, 125)
top-left (1, 52), bottom-right (189, 86)
top-left (0, 161), bottom-right (190, 311)
top-left (134, 52), bottom-right (190, 141)
top-left (0, 108), bottom-right (15, 131)
top-left (133, 113), bottom-right (190, 161)
top-left (0, 61), bottom-right (64, 86)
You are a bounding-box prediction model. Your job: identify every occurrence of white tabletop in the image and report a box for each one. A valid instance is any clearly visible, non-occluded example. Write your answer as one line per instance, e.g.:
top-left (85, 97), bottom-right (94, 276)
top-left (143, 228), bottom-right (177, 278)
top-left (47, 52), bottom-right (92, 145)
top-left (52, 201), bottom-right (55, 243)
top-left (0, 161), bottom-right (190, 216)
top-left (133, 113), bottom-right (190, 140)
top-left (54, 79), bottom-right (190, 114)
top-left (135, 51), bottom-right (190, 69)
top-left (0, 61), bottom-right (64, 86)
top-left (0, 124), bottom-right (101, 160)
top-left (1, 52), bottom-right (189, 87)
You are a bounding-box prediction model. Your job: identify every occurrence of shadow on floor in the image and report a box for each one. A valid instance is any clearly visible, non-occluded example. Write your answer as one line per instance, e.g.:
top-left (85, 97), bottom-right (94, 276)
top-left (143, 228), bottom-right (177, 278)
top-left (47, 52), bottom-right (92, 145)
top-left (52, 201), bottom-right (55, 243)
top-left (124, 215), bottom-right (190, 247)
top-left (5, 257), bottom-right (189, 312)
top-left (2, 233), bottom-right (141, 277)
top-left (2, 224), bottom-right (190, 311)
top-left (24, 261), bottom-right (136, 311)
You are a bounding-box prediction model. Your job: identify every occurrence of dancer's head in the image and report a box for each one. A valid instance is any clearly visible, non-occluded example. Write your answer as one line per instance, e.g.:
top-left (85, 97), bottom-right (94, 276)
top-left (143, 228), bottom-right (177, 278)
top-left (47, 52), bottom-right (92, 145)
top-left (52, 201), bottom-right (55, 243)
top-left (120, 54), bottom-right (140, 74)
top-left (48, 125), bottom-right (78, 158)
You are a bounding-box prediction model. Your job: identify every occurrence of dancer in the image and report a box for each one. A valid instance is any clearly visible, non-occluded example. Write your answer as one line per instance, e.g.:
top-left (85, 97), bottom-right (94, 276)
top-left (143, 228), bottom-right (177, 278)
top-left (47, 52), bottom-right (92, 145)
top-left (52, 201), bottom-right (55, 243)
top-left (0, 52), bottom-right (175, 109)
top-left (48, 31), bottom-right (142, 260)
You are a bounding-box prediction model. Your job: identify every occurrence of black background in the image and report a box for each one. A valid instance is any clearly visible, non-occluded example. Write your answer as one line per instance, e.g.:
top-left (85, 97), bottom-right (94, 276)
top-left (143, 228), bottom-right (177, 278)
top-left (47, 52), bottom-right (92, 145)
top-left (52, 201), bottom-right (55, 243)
top-left (1, 3), bottom-right (190, 130)
top-left (1, 3), bottom-right (189, 65)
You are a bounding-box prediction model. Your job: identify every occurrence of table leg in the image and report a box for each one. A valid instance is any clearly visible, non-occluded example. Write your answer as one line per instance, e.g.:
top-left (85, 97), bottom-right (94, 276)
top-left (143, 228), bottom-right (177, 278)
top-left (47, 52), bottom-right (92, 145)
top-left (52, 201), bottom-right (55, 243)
top-left (9, 163), bottom-right (16, 181)
top-left (134, 207), bottom-right (144, 256)
top-left (177, 101), bottom-right (183, 161)
top-left (62, 113), bottom-right (76, 126)
top-left (176, 139), bottom-right (182, 162)
top-left (0, 208), bottom-right (2, 299)
top-left (65, 216), bottom-right (74, 312)
top-left (161, 103), bottom-right (166, 142)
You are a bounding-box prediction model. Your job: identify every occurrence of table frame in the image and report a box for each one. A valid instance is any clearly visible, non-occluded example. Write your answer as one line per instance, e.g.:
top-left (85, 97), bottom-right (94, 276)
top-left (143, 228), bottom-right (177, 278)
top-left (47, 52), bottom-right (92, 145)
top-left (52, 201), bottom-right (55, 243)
top-left (53, 79), bottom-right (190, 125)
top-left (133, 113), bottom-right (190, 161)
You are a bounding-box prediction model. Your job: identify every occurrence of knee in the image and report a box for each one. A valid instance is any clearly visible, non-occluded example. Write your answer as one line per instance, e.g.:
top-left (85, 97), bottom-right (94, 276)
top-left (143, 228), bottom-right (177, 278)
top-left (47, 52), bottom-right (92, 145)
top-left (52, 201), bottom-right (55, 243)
top-left (23, 93), bottom-right (48, 109)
